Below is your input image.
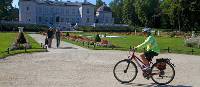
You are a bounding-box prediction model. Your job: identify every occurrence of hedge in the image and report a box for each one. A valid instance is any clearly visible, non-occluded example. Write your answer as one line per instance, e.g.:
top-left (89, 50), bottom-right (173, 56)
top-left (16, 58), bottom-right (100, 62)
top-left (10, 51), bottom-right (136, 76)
top-left (0, 23), bottom-right (48, 32)
top-left (76, 26), bottom-right (140, 32)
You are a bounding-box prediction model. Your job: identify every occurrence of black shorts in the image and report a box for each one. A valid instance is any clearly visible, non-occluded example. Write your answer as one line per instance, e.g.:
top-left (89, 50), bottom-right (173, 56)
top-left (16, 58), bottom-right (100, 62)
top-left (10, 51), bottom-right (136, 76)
top-left (144, 51), bottom-right (158, 61)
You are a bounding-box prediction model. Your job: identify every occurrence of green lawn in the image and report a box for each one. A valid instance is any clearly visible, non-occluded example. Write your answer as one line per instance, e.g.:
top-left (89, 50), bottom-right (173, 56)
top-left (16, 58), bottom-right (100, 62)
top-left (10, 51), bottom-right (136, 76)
top-left (0, 32), bottom-right (45, 58)
top-left (107, 35), bottom-right (200, 54)
top-left (63, 32), bottom-right (200, 55)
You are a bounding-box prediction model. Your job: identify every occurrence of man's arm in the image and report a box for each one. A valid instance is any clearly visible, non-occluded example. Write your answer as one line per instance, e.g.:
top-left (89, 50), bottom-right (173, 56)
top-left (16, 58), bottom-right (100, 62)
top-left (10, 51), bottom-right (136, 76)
top-left (135, 36), bottom-right (151, 49)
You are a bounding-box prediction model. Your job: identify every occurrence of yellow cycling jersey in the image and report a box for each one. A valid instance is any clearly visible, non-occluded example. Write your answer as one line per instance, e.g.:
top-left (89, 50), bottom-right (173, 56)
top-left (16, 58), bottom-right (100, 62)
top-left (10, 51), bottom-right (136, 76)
top-left (136, 35), bottom-right (160, 53)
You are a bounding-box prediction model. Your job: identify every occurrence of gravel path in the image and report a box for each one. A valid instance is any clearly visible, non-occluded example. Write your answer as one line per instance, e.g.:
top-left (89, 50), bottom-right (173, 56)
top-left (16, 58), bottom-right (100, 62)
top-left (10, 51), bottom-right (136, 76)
top-left (0, 34), bottom-right (199, 87)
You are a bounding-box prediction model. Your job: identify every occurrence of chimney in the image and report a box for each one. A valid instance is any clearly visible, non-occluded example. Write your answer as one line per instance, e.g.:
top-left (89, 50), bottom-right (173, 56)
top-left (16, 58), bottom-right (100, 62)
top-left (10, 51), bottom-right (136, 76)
top-left (84, 0), bottom-right (87, 3)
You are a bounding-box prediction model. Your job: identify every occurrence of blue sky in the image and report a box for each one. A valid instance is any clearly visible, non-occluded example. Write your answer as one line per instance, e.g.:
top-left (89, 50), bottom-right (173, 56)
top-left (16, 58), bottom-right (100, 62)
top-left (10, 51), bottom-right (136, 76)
top-left (12, 0), bottom-right (112, 8)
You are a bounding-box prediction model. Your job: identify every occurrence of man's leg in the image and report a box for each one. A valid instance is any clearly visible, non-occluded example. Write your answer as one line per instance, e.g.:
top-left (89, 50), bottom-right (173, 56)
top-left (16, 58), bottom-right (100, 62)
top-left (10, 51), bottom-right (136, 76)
top-left (140, 53), bottom-right (149, 66)
top-left (56, 38), bottom-right (60, 48)
top-left (48, 38), bottom-right (51, 48)
top-left (48, 38), bottom-right (52, 48)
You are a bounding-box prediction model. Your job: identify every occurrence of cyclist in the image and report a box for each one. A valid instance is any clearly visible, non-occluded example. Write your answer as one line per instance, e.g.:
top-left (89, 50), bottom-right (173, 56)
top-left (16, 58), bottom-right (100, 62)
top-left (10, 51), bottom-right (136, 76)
top-left (135, 28), bottom-right (160, 70)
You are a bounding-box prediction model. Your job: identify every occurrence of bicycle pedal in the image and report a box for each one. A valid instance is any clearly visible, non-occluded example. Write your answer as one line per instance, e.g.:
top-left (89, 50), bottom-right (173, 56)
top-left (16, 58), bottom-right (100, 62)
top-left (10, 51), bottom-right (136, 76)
top-left (143, 73), bottom-right (150, 80)
top-left (146, 77), bottom-right (150, 80)
top-left (143, 75), bottom-right (150, 80)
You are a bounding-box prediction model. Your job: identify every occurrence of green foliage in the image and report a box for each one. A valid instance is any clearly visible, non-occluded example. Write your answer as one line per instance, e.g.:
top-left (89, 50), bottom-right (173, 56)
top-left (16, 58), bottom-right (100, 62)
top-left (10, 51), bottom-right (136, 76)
top-left (109, 0), bottom-right (200, 32)
top-left (109, 0), bottom-right (124, 24)
top-left (135, 0), bottom-right (160, 27)
top-left (66, 32), bottom-right (70, 37)
top-left (77, 26), bottom-right (132, 32)
top-left (0, 23), bottom-right (48, 32)
top-left (123, 0), bottom-right (139, 26)
top-left (96, 0), bottom-right (104, 9)
top-left (0, 0), bottom-right (18, 20)
top-left (95, 34), bottom-right (101, 42)
top-left (160, 0), bottom-right (181, 29)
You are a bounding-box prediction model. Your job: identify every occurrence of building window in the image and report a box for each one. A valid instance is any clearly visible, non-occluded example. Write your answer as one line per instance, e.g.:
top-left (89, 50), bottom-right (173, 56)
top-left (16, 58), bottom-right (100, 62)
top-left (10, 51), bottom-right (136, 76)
top-left (77, 10), bottom-right (79, 14)
top-left (50, 17), bottom-right (53, 22)
top-left (61, 18), bottom-right (64, 22)
top-left (106, 19), bottom-right (108, 23)
top-left (28, 19), bottom-right (31, 21)
top-left (45, 17), bottom-right (48, 22)
top-left (87, 18), bottom-right (90, 23)
top-left (56, 17), bottom-right (60, 22)
top-left (66, 10), bottom-right (69, 15)
top-left (87, 9), bottom-right (89, 14)
top-left (66, 18), bottom-right (69, 22)
top-left (72, 10), bottom-right (75, 15)
top-left (39, 17), bottom-right (42, 22)
top-left (27, 7), bottom-right (29, 11)
top-left (76, 18), bottom-right (80, 23)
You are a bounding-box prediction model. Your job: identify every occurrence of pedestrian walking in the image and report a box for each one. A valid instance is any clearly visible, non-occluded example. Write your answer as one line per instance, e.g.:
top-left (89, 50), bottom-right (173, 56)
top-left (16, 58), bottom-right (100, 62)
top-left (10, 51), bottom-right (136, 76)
top-left (47, 28), bottom-right (54, 48)
top-left (56, 29), bottom-right (61, 48)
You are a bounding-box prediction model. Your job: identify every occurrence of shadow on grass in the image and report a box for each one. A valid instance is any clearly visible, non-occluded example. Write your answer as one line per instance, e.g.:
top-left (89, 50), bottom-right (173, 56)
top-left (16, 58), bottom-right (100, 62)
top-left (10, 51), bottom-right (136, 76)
top-left (57, 47), bottom-right (78, 49)
top-left (0, 48), bottom-right (46, 59)
top-left (122, 83), bottom-right (192, 87)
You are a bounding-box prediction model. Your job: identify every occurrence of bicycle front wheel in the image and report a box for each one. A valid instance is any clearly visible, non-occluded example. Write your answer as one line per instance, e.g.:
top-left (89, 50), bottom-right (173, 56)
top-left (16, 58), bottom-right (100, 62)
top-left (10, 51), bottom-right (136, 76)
top-left (151, 61), bottom-right (175, 85)
top-left (113, 59), bottom-right (138, 83)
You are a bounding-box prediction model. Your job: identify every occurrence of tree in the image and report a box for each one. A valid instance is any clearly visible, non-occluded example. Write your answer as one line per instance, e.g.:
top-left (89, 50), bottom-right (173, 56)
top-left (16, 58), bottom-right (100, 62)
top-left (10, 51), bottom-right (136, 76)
top-left (160, 0), bottom-right (200, 32)
top-left (109, 0), bottom-right (124, 24)
top-left (160, 0), bottom-right (181, 30)
top-left (135, 0), bottom-right (160, 27)
top-left (123, 0), bottom-right (139, 26)
top-left (0, 0), bottom-right (13, 20)
top-left (8, 8), bottom-right (19, 21)
top-left (179, 0), bottom-right (200, 31)
top-left (96, 0), bottom-right (104, 9)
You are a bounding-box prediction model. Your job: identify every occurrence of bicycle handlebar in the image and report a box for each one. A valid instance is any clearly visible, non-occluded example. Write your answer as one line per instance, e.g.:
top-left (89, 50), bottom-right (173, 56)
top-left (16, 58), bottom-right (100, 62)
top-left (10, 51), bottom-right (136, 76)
top-left (130, 48), bottom-right (136, 53)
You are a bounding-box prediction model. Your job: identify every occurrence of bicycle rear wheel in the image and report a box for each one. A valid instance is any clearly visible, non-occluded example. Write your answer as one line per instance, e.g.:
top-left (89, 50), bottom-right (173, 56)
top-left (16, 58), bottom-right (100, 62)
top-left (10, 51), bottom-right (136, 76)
top-left (151, 61), bottom-right (175, 85)
top-left (113, 59), bottom-right (138, 83)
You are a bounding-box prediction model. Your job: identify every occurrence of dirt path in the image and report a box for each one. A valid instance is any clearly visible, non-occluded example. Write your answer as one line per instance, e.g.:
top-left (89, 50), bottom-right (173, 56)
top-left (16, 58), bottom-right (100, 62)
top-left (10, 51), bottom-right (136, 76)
top-left (0, 34), bottom-right (199, 87)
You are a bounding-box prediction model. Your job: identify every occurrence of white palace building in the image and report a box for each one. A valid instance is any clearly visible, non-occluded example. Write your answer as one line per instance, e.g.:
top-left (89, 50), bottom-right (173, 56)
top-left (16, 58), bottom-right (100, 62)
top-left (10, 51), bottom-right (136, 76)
top-left (19, 0), bottom-right (114, 30)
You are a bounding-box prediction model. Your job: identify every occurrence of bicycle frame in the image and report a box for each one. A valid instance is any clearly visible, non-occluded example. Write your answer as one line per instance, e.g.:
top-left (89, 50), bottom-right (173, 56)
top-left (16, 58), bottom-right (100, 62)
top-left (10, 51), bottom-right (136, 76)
top-left (129, 50), bottom-right (153, 71)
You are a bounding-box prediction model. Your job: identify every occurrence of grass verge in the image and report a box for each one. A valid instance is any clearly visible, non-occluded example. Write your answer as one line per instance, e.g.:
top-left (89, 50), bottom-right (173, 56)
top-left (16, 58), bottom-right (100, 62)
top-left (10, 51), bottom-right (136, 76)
top-left (63, 32), bottom-right (200, 55)
top-left (0, 32), bottom-right (46, 58)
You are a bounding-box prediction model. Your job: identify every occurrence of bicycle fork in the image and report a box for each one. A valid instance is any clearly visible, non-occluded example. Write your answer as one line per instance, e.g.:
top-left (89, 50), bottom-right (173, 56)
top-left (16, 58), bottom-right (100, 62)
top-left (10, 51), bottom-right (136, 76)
top-left (124, 59), bottom-right (131, 73)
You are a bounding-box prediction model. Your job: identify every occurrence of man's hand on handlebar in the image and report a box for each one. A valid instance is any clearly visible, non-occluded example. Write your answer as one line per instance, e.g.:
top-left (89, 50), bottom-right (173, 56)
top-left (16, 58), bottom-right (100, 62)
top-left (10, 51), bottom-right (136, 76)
top-left (130, 47), bottom-right (137, 52)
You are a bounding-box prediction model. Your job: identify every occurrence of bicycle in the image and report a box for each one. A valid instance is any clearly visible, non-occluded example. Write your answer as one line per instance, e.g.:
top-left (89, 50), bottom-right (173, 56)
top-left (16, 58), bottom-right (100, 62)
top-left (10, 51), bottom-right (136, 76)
top-left (113, 48), bottom-right (175, 85)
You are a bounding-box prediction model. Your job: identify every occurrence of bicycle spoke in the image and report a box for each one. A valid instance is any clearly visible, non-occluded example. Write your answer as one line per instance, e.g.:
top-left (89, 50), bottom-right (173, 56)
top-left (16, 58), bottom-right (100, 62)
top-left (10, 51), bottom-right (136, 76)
top-left (151, 62), bottom-right (175, 85)
top-left (113, 60), bottom-right (137, 83)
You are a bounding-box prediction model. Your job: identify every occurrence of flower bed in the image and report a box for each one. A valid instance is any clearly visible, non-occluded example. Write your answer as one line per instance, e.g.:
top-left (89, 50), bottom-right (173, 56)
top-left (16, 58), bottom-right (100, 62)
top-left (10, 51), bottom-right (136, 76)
top-left (62, 33), bottom-right (115, 48)
top-left (185, 36), bottom-right (200, 48)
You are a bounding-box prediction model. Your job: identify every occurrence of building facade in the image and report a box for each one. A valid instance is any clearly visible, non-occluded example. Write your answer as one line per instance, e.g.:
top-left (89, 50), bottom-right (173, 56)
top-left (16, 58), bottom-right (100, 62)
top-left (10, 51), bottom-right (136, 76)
top-left (19, 0), bottom-right (114, 31)
top-left (96, 4), bottom-right (114, 24)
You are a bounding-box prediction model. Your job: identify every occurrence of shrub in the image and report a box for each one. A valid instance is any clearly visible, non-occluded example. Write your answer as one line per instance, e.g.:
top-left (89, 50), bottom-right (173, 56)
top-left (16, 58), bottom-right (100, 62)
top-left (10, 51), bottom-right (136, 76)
top-left (66, 32), bottom-right (70, 37)
top-left (185, 36), bottom-right (200, 48)
top-left (170, 32), bottom-right (176, 37)
top-left (95, 34), bottom-right (101, 42)
top-left (0, 23), bottom-right (48, 32)
top-left (17, 32), bottom-right (27, 44)
top-left (77, 26), bottom-right (132, 32)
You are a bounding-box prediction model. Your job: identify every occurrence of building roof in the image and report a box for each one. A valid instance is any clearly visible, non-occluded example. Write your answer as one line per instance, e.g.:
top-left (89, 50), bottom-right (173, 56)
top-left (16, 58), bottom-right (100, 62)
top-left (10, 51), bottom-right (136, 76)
top-left (21, 0), bottom-right (94, 6)
top-left (97, 5), bottom-right (112, 12)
